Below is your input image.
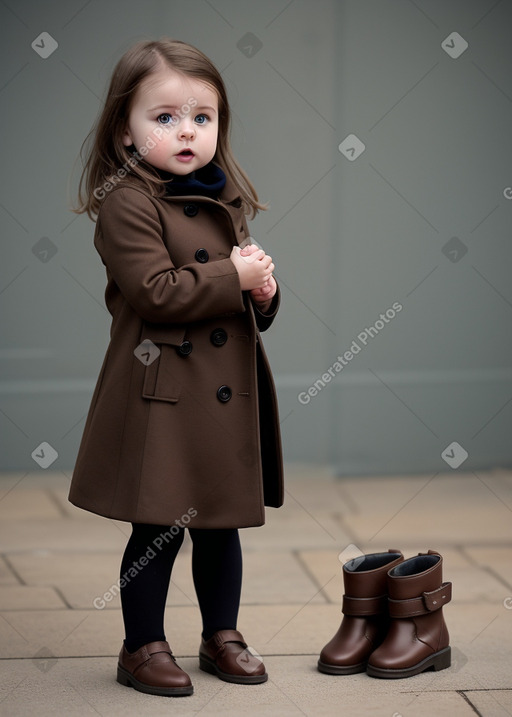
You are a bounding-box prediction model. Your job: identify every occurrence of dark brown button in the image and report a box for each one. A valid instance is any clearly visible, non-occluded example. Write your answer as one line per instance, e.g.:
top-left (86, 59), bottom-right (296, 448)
top-left (176, 340), bottom-right (193, 357)
top-left (217, 385), bottom-right (232, 402)
top-left (210, 329), bottom-right (228, 347)
top-left (184, 203), bottom-right (199, 217)
top-left (195, 248), bottom-right (209, 263)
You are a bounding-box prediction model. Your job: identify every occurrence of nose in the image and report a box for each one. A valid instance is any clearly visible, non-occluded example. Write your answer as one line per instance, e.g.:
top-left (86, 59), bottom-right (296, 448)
top-left (178, 118), bottom-right (196, 140)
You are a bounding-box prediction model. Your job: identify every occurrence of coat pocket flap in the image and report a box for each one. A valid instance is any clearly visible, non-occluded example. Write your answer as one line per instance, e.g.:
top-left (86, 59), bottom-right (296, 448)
top-left (140, 323), bottom-right (186, 346)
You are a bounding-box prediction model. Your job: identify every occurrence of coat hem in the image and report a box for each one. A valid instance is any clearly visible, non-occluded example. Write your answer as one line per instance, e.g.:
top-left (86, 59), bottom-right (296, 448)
top-left (68, 497), bottom-right (267, 529)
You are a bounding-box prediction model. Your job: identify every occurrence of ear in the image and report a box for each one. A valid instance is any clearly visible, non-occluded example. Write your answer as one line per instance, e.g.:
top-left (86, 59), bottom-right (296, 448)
top-left (122, 126), bottom-right (133, 147)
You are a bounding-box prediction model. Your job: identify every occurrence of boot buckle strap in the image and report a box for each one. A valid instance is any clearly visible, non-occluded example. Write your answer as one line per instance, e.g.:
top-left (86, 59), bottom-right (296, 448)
top-left (342, 593), bottom-right (387, 616)
top-left (424, 582), bottom-right (452, 610)
top-left (388, 582), bottom-right (452, 618)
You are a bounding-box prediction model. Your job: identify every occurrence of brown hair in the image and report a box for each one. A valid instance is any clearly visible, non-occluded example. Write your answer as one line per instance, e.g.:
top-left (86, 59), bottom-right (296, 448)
top-left (74, 39), bottom-right (266, 219)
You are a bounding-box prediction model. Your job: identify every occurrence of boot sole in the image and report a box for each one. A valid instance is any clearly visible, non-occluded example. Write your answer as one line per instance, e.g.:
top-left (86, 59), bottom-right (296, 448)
top-left (117, 664), bottom-right (193, 696)
top-left (199, 653), bottom-right (268, 684)
top-left (366, 646), bottom-right (451, 679)
top-left (317, 659), bottom-right (367, 675)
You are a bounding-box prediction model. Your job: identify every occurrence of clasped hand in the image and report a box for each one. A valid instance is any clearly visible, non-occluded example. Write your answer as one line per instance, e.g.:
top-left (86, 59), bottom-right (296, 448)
top-left (230, 244), bottom-right (277, 304)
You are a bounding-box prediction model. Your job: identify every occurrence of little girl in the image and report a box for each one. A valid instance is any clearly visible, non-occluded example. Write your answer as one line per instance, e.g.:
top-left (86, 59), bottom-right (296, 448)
top-left (69, 38), bottom-right (283, 697)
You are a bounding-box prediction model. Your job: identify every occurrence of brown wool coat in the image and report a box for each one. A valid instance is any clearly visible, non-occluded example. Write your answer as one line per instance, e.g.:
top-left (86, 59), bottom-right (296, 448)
top-left (68, 175), bottom-right (283, 529)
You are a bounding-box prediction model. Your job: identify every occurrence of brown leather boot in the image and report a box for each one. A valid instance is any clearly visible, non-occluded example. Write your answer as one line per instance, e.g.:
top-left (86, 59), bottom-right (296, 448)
top-left (117, 641), bottom-right (193, 696)
top-left (318, 549), bottom-right (404, 674)
top-left (367, 550), bottom-right (452, 678)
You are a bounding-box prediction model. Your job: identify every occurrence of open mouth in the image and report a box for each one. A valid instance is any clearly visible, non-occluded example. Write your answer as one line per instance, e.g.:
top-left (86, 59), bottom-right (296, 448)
top-left (177, 149), bottom-right (194, 158)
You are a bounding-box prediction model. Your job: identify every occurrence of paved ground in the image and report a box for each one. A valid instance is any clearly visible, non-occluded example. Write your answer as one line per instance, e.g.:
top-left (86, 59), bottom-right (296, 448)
top-left (0, 465), bottom-right (511, 716)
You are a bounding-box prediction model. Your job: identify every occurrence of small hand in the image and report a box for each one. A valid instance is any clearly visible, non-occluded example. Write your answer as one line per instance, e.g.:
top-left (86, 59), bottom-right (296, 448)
top-left (250, 275), bottom-right (277, 304)
top-left (239, 244), bottom-right (262, 258)
top-left (239, 244), bottom-right (277, 306)
top-left (230, 245), bottom-right (274, 291)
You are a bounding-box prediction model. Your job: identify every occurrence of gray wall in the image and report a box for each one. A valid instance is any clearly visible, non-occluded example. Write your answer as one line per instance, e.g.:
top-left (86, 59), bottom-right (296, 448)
top-left (1, 0), bottom-right (511, 476)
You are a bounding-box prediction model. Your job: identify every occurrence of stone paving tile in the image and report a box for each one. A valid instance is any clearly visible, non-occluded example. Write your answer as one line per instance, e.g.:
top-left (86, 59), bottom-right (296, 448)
top-left (4, 545), bottom-right (322, 610)
top-left (0, 517), bottom-right (131, 552)
top-left (6, 551), bottom-right (122, 587)
top-left (281, 476), bottom-right (351, 513)
top-left (0, 607), bottom-right (131, 660)
top-left (0, 556), bottom-right (18, 585)
top-left (51, 550), bottom-right (324, 611)
top-left (0, 487), bottom-right (63, 520)
top-left (338, 473), bottom-right (444, 514)
top-left (240, 550), bottom-right (325, 605)
top-left (0, 585), bottom-right (66, 610)
top-left (342, 491), bottom-right (512, 545)
top-left (464, 689), bottom-right (512, 716)
top-left (295, 550), bottom-right (341, 604)
top-left (0, 472), bottom-right (69, 490)
top-left (239, 506), bottom-right (349, 552)
top-left (446, 564), bottom-right (512, 604)
top-left (55, 576), bottom-right (198, 611)
top-left (464, 546), bottom-right (512, 589)
top-left (0, 655), bottom-right (483, 717)
top-left (339, 470), bottom-right (512, 516)
top-left (54, 570), bottom-right (198, 612)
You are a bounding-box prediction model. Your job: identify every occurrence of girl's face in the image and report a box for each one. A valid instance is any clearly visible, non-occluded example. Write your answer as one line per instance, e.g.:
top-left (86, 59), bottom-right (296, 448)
top-left (122, 67), bottom-right (219, 175)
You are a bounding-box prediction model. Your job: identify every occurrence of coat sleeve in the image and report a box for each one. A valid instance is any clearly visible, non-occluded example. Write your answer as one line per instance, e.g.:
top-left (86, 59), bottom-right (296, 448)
top-left (239, 219), bottom-right (280, 332)
top-left (95, 187), bottom-right (245, 324)
top-left (251, 283), bottom-right (281, 332)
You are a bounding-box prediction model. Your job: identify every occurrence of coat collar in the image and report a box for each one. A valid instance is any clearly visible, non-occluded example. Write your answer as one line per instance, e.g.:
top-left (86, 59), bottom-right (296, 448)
top-left (161, 162), bottom-right (243, 209)
top-left (157, 162), bottom-right (225, 199)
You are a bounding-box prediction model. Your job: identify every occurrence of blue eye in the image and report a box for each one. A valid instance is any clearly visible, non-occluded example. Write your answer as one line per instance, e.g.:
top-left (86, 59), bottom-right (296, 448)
top-left (157, 113), bottom-right (173, 125)
top-left (195, 114), bottom-right (209, 125)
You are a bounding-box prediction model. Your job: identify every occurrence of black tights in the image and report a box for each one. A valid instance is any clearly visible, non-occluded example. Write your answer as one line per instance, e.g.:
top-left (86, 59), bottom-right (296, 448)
top-left (120, 523), bottom-right (242, 654)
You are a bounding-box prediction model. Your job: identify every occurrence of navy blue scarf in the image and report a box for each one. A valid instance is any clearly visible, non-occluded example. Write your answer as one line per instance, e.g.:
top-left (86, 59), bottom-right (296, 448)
top-left (157, 162), bottom-right (226, 199)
